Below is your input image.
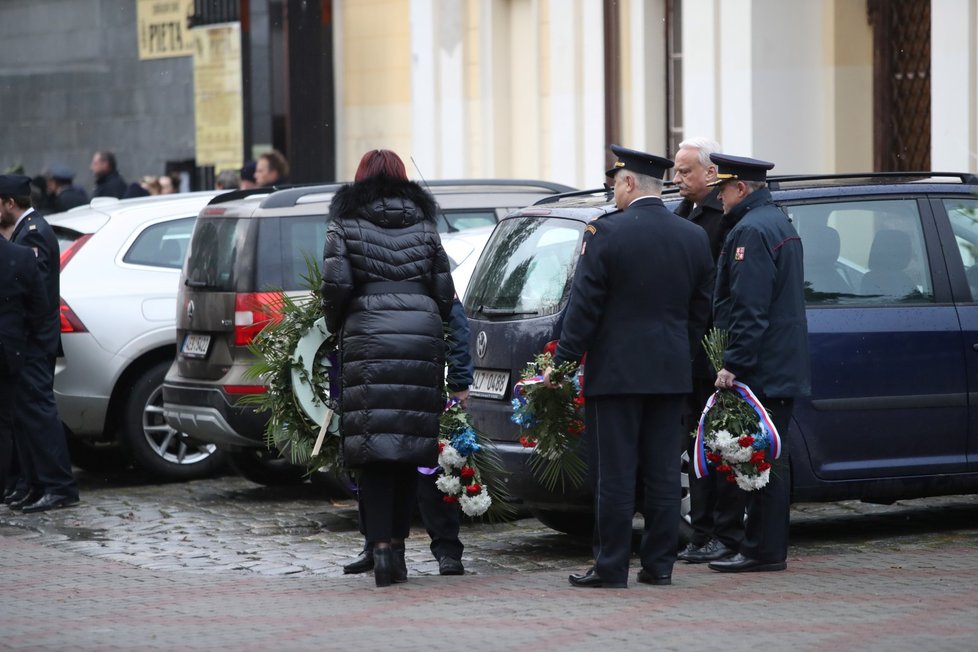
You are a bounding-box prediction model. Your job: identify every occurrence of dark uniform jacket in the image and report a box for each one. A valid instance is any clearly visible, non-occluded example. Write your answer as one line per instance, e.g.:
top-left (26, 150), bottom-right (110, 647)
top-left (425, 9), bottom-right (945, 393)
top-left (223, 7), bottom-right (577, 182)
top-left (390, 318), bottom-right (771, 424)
top-left (11, 210), bottom-right (63, 358)
top-left (55, 185), bottom-right (89, 212)
top-left (93, 170), bottom-right (127, 199)
top-left (321, 176), bottom-right (456, 468)
top-left (713, 188), bottom-right (811, 397)
top-left (0, 238), bottom-right (48, 375)
top-left (555, 196), bottom-right (715, 396)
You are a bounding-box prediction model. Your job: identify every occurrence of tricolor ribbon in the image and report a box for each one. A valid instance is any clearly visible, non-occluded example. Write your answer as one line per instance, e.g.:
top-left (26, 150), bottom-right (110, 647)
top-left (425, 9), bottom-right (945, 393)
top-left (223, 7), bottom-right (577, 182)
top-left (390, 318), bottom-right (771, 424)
top-left (513, 375), bottom-right (545, 402)
top-left (693, 381), bottom-right (781, 479)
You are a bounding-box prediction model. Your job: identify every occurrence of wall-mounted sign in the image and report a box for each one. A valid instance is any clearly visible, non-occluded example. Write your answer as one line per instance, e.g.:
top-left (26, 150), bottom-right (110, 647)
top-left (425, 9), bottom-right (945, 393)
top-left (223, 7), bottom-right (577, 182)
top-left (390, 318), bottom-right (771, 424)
top-left (137, 0), bottom-right (195, 60)
top-left (193, 23), bottom-right (244, 171)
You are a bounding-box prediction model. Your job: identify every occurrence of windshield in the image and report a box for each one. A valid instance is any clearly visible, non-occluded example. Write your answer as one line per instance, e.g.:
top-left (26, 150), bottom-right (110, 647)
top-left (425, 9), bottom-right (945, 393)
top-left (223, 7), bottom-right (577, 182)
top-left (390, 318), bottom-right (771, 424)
top-left (464, 216), bottom-right (583, 319)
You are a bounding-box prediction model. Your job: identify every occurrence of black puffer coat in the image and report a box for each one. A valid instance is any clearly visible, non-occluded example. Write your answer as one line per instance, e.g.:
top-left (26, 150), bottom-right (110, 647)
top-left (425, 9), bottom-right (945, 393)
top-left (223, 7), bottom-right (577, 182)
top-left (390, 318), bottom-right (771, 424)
top-left (320, 176), bottom-right (456, 468)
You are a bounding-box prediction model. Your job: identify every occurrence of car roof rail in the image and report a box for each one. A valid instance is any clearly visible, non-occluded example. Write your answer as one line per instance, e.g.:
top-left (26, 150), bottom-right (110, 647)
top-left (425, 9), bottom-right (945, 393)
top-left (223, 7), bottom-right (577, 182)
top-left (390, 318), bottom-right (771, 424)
top-left (767, 171), bottom-right (978, 190)
top-left (421, 178), bottom-right (576, 193)
top-left (207, 186), bottom-right (278, 205)
top-left (533, 180), bottom-right (681, 206)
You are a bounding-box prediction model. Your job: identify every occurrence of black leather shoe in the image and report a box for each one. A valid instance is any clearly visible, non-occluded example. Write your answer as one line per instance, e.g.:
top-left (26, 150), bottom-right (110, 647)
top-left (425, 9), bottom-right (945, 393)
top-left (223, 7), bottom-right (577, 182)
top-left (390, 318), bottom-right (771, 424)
top-left (677, 541), bottom-right (705, 562)
top-left (373, 546), bottom-right (394, 588)
top-left (681, 538), bottom-right (736, 564)
top-left (7, 489), bottom-right (43, 511)
top-left (21, 493), bottom-right (79, 514)
top-left (343, 548), bottom-right (374, 574)
top-left (709, 553), bottom-right (786, 573)
top-left (438, 556), bottom-right (464, 576)
top-left (392, 543), bottom-right (407, 583)
top-left (568, 567), bottom-right (626, 589)
top-left (636, 569), bottom-right (672, 585)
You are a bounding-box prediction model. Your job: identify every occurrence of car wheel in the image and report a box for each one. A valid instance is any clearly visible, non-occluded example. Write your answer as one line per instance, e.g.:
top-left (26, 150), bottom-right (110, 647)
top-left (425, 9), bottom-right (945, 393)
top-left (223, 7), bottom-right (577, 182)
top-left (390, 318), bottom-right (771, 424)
top-left (66, 435), bottom-right (132, 473)
top-left (121, 360), bottom-right (226, 480)
top-left (226, 448), bottom-right (308, 486)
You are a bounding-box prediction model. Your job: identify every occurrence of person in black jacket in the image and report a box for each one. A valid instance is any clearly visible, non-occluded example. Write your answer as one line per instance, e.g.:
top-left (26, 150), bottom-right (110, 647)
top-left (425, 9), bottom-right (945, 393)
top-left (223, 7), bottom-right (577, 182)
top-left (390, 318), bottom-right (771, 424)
top-left (708, 154), bottom-right (810, 573)
top-left (546, 145), bottom-right (715, 588)
top-left (44, 164), bottom-right (89, 212)
top-left (673, 138), bottom-right (748, 565)
top-left (343, 297), bottom-right (473, 577)
top-left (0, 233), bottom-right (48, 495)
top-left (0, 175), bottom-right (79, 512)
top-left (320, 149), bottom-right (456, 587)
top-left (89, 150), bottom-right (127, 199)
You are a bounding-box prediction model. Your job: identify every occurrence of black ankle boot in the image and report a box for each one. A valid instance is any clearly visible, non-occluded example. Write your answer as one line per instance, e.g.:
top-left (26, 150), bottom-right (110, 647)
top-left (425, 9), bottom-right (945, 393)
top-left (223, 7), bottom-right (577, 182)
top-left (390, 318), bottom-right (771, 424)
top-left (373, 546), bottom-right (393, 587)
top-left (392, 542), bottom-right (407, 583)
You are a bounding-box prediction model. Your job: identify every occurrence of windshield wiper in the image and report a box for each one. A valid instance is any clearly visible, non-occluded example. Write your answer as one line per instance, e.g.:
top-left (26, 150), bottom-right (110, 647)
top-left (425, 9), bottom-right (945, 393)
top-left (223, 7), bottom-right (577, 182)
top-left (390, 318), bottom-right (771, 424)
top-left (476, 306), bottom-right (539, 318)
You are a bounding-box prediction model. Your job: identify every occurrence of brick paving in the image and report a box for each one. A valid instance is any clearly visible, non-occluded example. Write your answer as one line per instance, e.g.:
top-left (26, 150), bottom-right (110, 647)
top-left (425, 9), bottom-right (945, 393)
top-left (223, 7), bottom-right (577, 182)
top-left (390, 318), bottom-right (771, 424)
top-left (1, 472), bottom-right (977, 651)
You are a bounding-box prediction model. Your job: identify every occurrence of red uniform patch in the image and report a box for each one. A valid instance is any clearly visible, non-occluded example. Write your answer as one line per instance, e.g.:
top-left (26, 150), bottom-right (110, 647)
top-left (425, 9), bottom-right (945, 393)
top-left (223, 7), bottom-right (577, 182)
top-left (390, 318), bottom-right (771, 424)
top-left (734, 246), bottom-right (745, 261)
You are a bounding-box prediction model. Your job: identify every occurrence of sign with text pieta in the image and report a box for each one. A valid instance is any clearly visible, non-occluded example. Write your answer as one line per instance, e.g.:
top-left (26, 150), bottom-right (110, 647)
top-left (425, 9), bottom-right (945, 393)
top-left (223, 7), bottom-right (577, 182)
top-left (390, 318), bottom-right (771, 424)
top-left (193, 23), bottom-right (244, 171)
top-left (137, 0), bottom-right (195, 60)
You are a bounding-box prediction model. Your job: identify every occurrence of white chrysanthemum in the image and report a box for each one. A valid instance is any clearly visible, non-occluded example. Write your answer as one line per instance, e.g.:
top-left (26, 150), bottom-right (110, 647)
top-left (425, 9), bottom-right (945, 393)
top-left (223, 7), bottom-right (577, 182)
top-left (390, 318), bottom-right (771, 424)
top-left (709, 430), bottom-right (754, 463)
top-left (438, 443), bottom-right (466, 471)
top-left (435, 474), bottom-right (462, 496)
top-left (734, 468), bottom-right (771, 491)
top-left (459, 487), bottom-right (492, 516)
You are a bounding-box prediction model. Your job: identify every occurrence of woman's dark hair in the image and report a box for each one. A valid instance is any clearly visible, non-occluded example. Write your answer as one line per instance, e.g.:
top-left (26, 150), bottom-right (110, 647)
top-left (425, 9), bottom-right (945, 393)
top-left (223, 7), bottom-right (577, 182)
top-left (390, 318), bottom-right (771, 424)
top-left (354, 149), bottom-right (407, 182)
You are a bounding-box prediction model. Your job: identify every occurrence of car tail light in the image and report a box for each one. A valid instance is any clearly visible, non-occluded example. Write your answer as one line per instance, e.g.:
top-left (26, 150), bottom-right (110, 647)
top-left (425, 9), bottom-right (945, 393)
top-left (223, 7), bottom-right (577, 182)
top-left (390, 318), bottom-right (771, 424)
top-left (222, 385), bottom-right (268, 395)
top-left (60, 298), bottom-right (88, 333)
top-left (234, 292), bottom-right (285, 346)
top-left (543, 340), bottom-right (559, 356)
top-left (60, 234), bottom-right (92, 270)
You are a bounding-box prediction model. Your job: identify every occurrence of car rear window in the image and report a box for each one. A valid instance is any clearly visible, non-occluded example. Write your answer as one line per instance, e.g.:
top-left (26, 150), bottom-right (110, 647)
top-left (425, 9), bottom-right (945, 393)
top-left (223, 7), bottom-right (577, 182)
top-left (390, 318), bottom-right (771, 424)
top-left (51, 226), bottom-right (86, 254)
top-left (256, 214), bottom-right (328, 291)
top-left (464, 216), bottom-right (583, 319)
top-left (185, 217), bottom-right (250, 291)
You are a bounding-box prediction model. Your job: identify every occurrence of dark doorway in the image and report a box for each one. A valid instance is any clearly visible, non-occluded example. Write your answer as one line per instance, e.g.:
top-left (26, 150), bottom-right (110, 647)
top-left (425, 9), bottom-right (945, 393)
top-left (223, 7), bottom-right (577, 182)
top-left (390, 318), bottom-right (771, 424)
top-left (869, 0), bottom-right (931, 172)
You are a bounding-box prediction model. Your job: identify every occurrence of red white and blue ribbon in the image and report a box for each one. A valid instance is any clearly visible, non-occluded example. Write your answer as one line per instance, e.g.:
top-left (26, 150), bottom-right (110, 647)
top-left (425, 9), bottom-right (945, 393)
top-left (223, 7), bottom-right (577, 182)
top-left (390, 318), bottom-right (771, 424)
top-left (692, 381), bottom-right (781, 479)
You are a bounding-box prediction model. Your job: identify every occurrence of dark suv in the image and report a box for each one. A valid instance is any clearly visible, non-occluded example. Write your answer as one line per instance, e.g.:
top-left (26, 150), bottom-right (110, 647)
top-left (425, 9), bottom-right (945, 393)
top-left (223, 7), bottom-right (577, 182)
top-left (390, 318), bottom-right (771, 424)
top-left (162, 179), bottom-right (573, 485)
top-left (463, 172), bottom-right (978, 535)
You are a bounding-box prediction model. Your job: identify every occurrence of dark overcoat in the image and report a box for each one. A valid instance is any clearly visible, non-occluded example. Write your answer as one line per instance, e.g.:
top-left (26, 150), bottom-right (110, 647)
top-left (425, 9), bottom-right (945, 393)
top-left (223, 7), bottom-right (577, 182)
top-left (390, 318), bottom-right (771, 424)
top-left (11, 210), bottom-right (63, 358)
top-left (320, 176), bottom-right (455, 468)
top-left (555, 196), bottom-right (715, 396)
top-left (713, 187), bottom-right (811, 397)
top-left (0, 238), bottom-right (47, 375)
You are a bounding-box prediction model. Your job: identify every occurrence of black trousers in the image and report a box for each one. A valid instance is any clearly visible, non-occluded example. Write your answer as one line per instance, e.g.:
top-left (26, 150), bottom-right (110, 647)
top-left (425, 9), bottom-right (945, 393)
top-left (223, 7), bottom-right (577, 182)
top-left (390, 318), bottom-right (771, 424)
top-left (0, 369), bottom-right (17, 493)
top-left (357, 462), bottom-right (419, 543)
top-left (357, 470), bottom-right (464, 560)
top-left (586, 394), bottom-right (684, 584)
top-left (13, 353), bottom-right (77, 499)
top-left (739, 396), bottom-right (794, 563)
top-left (685, 378), bottom-right (747, 548)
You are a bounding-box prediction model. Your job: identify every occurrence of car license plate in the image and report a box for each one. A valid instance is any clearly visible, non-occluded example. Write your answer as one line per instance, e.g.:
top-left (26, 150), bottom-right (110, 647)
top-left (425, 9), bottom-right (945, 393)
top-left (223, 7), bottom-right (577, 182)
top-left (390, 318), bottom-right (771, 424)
top-left (181, 333), bottom-right (211, 358)
top-left (470, 369), bottom-right (509, 400)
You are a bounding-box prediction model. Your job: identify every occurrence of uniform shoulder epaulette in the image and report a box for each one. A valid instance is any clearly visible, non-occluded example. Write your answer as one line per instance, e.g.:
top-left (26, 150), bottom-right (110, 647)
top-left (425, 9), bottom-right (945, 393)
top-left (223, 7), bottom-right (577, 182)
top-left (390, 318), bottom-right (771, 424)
top-left (29, 224), bottom-right (37, 231)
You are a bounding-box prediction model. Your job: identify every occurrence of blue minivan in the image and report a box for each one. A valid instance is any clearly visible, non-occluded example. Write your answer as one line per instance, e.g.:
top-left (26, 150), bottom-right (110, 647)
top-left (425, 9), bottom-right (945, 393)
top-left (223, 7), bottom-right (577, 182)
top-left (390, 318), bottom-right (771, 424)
top-left (463, 173), bottom-right (978, 534)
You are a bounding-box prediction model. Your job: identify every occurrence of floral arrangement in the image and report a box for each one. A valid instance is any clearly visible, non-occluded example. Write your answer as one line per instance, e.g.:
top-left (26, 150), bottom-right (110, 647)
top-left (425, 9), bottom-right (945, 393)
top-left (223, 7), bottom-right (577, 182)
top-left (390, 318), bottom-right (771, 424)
top-left (434, 398), bottom-right (515, 521)
top-left (692, 328), bottom-right (782, 491)
top-left (511, 352), bottom-right (587, 491)
top-left (240, 257), bottom-right (343, 474)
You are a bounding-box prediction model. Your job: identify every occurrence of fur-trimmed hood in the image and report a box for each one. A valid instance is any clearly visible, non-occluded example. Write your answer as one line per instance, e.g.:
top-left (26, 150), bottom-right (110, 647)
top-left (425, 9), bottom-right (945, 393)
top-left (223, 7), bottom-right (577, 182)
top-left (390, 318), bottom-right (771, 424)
top-left (329, 176), bottom-right (438, 229)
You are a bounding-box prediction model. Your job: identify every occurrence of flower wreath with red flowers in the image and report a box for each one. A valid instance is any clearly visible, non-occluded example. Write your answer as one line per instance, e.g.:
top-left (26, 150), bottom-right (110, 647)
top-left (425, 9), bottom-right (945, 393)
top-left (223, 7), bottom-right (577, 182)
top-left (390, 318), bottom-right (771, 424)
top-left (510, 352), bottom-right (587, 491)
top-left (692, 328), bottom-right (782, 492)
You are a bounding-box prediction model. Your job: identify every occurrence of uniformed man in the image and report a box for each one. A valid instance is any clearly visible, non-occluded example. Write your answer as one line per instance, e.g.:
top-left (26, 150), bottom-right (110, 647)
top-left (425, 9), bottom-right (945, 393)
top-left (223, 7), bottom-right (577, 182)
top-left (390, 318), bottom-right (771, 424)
top-left (707, 154), bottom-right (810, 573)
top-left (0, 174), bottom-right (79, 512)
top-left (44, 164), bottom-right (89, 213)
top-left (0, 232), bottom-right (48, 494)
top-left (546, 145), bottom-right (715, 588)
top-left (672, 138), bottom-right (748, 565)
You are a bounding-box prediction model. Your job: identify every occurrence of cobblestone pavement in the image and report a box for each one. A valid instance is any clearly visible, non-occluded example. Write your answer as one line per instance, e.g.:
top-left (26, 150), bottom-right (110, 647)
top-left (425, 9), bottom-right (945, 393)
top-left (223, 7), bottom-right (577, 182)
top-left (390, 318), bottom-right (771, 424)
top-left (2, 470), bottom-right (978, 651)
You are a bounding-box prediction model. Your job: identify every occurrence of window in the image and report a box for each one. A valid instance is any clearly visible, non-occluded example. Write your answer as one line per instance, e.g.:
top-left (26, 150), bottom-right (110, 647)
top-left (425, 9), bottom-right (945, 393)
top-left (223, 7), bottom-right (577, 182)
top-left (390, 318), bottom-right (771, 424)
top-left (185, 217), bottom-right (247, 291)
top-left (437, 210), bottom-right (499, 233)
top-left (123, 217), bottom-right (195, 269)
top-left (944, 198), bottom-right (978, 301)
top-left (785, 199), bottom-right (933, 304)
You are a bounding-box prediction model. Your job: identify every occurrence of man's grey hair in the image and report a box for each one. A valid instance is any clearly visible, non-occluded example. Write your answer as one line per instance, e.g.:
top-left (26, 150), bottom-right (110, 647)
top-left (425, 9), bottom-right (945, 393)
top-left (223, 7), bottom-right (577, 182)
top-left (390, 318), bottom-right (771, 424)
top-left (743, 180), bottom-right (767, 193)
top-left (677, 137), bottom-right (721, 169)
top-left (624, 170), bottom-right (664, 194)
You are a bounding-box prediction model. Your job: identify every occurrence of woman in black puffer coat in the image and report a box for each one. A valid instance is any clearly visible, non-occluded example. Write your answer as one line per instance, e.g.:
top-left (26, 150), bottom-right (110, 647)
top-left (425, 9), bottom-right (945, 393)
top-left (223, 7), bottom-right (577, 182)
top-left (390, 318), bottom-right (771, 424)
top-left (320, 149), bottom-right (455, 587)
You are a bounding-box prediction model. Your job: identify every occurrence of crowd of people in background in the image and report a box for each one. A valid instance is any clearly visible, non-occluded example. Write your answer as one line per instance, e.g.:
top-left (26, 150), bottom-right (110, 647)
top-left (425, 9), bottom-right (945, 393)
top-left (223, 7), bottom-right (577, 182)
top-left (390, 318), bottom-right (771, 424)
top-left (2, 148), bottom-right (292, 215)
